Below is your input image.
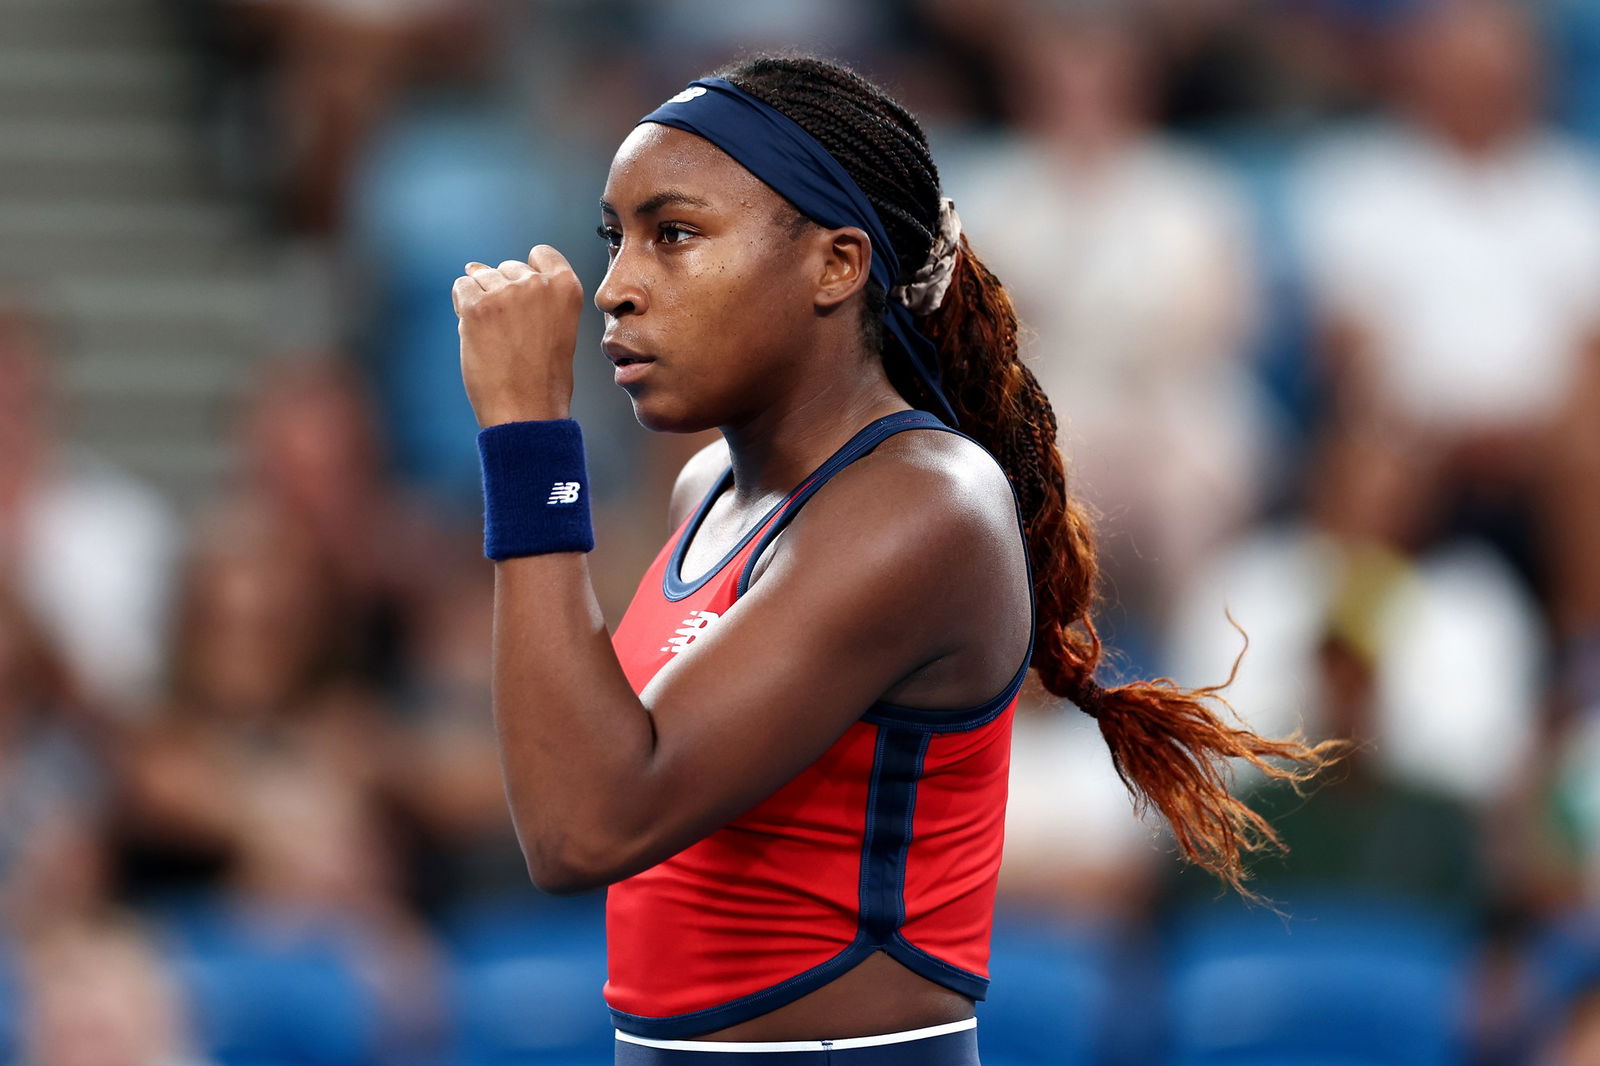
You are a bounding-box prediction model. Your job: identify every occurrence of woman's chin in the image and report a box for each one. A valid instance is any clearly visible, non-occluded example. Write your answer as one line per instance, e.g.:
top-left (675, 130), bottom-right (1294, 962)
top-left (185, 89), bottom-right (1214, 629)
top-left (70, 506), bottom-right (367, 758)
top-left (627, 394), bottom-right (715, 435)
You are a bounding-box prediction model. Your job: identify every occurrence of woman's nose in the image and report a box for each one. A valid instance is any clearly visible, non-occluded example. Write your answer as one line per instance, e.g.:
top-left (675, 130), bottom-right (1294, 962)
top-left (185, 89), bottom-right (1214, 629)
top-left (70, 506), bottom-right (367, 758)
top-left (594, 246), bottom-right (648, 318)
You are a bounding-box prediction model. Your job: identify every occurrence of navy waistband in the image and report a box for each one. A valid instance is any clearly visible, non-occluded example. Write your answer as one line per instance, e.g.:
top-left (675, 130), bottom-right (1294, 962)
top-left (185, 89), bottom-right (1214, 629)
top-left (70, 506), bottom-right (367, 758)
top-left (613, 1019), bottom-right (980, 1065)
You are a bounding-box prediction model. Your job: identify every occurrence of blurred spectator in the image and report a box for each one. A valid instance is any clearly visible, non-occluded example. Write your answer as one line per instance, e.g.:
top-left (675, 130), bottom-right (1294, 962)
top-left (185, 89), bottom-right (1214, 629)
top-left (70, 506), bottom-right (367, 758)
top-left (1545, 348), bottom-right (1600, 711)
top-left (1290, 0), bottom-right (1600, 664)
top-left (176, 0), bottom-right (480, 236)
top-left (0, 586), bottom-right (112, 934)
top-left (383, 550), bottom-right (528, 912)
top-left (167, 499), bottom-right (388, 768)
top-left (955, 7), bottom-right (1269, 662)
top-left (269, 0), bottom-right (457, 236)
top-left (1151, 0), bottom-right (1372, 132)
top-left (1544, 985), bottom-right (1600, 1066)
top-left (641, 0), bottom-right (889, 73)
top-left (1236, 625), bottom-right (1487, 919)
top-left (169, 0), bottom-right (496, 350)
top-left (1544, 699), bottom-right (1600, 909)
top-left (1166, 441), bottom-right (1495, 919)
top-left (105, 500), bottom-right (447, 1058)
top-left (0, 305), bottom-right (180, 717)
top-left (110, 499), bottom-right (397, 903)
top-left (224, 758), bottom-right (448, 1060)
top-left (231, 353), bottom-right (447, 690)
top-left (19, 919), bottom-right (214, 1066)
top-left (1169, 431), bottom-right (1544, 808)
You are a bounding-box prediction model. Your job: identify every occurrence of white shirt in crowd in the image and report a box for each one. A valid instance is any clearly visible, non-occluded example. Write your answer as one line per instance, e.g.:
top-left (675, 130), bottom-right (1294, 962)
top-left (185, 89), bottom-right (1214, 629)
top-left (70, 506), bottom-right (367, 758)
top-left (953, 134), bottom-right (1270, 602)
top-left (14, 448), bottom-right (180, 714)
top-left (1292, 123), bottom-right (1600, 435)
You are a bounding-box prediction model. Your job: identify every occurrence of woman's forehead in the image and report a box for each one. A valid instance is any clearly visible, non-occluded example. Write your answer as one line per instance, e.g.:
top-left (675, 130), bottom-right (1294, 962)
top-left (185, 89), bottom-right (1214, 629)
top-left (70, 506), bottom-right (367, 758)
top-left (602, 124), bottom-right (777, 213)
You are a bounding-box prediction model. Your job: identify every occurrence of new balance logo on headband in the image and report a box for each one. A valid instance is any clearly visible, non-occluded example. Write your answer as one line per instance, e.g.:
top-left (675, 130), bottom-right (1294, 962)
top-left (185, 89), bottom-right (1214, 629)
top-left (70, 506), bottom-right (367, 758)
top-left (547, 481), bottom-right (582, 505)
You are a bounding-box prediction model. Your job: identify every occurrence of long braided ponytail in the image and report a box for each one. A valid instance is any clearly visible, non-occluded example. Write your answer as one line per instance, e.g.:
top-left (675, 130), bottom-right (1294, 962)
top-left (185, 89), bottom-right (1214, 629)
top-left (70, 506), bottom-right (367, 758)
top-left (719, 54), bottom-right (1346, 895)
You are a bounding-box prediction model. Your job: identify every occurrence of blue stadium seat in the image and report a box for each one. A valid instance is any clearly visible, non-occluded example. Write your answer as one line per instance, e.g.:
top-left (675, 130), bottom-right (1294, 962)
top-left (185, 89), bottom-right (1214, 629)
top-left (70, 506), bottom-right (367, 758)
top-left (1525, 909), bottom-right (1600, 1038)
top-left (437, 894), bottom-right (605, 964)
top-left (0, 938), bottom-right (18, 1060)
top-left (441, 894), bottom-right (613, 1066)
top-left (1161, 897), bottom-right (1470, 1066)
top-left (976, 914), bottom-right (1127, 1066)
top-left (153, 898), bottom-right (384, 1066)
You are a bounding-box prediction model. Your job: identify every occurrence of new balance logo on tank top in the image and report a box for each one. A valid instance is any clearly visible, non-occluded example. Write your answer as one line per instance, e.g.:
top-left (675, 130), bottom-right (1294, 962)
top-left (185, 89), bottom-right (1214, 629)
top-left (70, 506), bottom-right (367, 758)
top-left (606, 410), bottom-right (1035, 1039)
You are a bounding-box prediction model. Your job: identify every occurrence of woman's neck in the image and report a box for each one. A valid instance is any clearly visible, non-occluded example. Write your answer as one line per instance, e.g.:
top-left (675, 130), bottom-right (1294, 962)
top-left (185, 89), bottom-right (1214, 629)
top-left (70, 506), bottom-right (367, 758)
top-left (719, 372), bottom-right (910, 509)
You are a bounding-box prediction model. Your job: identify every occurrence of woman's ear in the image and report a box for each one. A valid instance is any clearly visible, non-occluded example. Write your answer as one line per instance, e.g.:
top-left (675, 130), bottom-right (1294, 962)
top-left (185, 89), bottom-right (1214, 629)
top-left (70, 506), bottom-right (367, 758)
top-left (812, 226), bottom-right (872, 310)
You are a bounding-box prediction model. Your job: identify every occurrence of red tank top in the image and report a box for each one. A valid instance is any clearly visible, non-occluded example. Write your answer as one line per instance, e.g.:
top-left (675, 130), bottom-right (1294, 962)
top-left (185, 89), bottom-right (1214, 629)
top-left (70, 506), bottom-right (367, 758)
top-left (604, 409), bottom-right (1033, 1039)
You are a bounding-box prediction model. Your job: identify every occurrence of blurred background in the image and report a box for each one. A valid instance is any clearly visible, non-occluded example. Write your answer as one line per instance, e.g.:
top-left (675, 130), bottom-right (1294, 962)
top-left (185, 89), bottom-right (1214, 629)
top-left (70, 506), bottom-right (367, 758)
top-left (2, 0), bottom-right (1600, 1062)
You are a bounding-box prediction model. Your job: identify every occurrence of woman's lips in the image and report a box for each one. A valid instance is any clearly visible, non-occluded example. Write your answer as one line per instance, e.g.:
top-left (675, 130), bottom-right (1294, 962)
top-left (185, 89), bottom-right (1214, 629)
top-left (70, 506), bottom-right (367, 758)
top-left (613, 359), bottom-right (653, 386)
top-left (604, 341), bottom-right (656, 387)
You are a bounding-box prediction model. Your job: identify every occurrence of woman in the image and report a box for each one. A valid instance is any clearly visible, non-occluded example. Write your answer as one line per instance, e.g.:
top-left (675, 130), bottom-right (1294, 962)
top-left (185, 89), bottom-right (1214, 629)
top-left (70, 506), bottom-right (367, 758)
top-left (452, 55), bottom-right (1340, 1065)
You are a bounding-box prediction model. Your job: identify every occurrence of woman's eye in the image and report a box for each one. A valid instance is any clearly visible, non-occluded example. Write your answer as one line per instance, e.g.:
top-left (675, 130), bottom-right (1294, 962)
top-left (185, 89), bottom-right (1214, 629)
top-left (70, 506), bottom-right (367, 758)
top-left (659, 224), bottom-right (694, 245)
top-left (596, 225), bottom-right (621, 250)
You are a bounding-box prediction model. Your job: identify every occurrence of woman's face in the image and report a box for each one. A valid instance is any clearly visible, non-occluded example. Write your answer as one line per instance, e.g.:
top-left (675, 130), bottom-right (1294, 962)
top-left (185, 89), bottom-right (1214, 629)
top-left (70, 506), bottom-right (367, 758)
top-left (595, 123), bottom-right (823, 432)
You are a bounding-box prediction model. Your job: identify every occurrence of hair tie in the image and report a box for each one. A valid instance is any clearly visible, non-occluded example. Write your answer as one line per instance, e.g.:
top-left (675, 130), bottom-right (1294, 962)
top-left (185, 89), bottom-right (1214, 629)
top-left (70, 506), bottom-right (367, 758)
top-left (892, 197), bottom-right (962, 316)
top-left (1074, 676), bottom-right (1110, 719)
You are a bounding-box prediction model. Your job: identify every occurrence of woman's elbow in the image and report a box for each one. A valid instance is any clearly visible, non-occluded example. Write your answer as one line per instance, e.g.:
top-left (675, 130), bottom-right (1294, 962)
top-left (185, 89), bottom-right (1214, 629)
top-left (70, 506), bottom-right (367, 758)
top-left (522, 835), bottom-right (623, 896)
top-left (525, 860), bottom-right (605, 896)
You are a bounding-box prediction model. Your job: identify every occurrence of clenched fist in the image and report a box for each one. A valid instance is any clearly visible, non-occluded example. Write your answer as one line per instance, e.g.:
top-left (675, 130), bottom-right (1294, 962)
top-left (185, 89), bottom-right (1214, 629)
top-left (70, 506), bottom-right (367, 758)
top-left (453, 245), bottom-right (584, 427)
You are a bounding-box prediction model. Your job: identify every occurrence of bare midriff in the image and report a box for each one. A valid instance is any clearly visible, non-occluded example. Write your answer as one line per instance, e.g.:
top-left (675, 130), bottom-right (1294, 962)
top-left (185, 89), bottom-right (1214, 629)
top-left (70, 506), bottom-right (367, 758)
top-left (692, 951), bottom-right (976, 1042)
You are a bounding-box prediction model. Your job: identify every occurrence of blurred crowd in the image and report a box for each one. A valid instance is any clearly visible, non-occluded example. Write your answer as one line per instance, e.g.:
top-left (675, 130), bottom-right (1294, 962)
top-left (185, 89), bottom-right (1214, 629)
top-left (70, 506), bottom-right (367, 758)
top-left (6, 0), bottom-right (1600, 1063)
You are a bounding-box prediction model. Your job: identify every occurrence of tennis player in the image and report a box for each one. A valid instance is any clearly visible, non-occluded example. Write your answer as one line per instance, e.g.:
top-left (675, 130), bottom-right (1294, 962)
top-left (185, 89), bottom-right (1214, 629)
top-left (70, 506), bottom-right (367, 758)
top-left (452, 55), bottom-right (1341, 1065)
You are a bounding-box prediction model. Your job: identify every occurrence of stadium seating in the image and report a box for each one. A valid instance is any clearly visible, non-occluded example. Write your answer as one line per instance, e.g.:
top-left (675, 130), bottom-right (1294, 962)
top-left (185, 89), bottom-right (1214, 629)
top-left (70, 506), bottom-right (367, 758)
top-left (1524, 909), bottom-right (1600, 1045)
top-left (0, 939), bottom-right (16, 1061)
top-left (1161, 896), bottom-right (1471, 1066)
top-left (153, 896), bottom-right (385, 1066)
top-left (440, 894), bottom-right (613, 1066)
top-left (977, 913), bottom-right (1133, 1066)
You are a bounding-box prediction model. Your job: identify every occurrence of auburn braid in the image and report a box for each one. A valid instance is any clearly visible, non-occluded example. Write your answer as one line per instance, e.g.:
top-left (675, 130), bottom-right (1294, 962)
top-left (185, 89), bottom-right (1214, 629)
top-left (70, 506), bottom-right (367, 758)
top-left (718, 54), bottom-right (1347, 897)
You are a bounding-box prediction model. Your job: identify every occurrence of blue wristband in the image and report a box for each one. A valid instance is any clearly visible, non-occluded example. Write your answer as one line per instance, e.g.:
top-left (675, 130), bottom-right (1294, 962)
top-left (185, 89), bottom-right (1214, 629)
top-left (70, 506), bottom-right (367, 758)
top-left (478, 418), bottom-right (595, 560)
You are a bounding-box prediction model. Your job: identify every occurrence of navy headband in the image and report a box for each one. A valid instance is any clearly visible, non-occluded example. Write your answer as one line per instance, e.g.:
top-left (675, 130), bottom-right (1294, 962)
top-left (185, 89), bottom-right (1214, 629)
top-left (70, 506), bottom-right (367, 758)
top-left (638, 77), bottom-right (958, 427)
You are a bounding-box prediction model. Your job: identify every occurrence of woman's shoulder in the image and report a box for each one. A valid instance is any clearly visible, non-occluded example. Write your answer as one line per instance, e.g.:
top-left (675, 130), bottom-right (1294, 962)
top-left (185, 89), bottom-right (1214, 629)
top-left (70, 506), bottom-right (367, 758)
top-left (877, 421), bottom-right (1004, 471)
top-left (867, 426), bottom-right (1017, 513)
top-left (805, 426), bottom-right (1022, 562)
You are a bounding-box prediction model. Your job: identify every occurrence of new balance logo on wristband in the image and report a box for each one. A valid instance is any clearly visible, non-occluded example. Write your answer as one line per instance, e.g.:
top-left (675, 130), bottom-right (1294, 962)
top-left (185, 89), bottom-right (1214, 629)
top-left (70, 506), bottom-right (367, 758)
top-left (547, 481), bottom-right (582, 505)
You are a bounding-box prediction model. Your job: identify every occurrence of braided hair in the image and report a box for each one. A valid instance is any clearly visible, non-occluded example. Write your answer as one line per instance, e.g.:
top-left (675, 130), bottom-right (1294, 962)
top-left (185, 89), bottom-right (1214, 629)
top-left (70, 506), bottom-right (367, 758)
top-left (719, 54), bottom-right (1346, 896)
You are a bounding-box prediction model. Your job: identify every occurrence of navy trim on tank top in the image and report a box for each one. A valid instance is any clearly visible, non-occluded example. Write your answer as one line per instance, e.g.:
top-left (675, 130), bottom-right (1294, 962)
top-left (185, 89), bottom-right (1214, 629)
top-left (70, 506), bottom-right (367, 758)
top-left (732, 409), bottom-right (1037, 729)
top-left (730, 410), bottom-right (947, 601)
top-left (663, 465), bottom-right (781, 601)
top-left (609, 722), bottom-right (988, 1040)
top-left (665, 411), bottom-right (939, 602)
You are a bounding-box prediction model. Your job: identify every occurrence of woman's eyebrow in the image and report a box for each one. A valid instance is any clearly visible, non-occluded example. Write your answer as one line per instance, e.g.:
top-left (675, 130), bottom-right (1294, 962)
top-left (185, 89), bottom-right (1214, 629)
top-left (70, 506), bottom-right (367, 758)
top-left (599, 190), bottom-right (714, 218)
